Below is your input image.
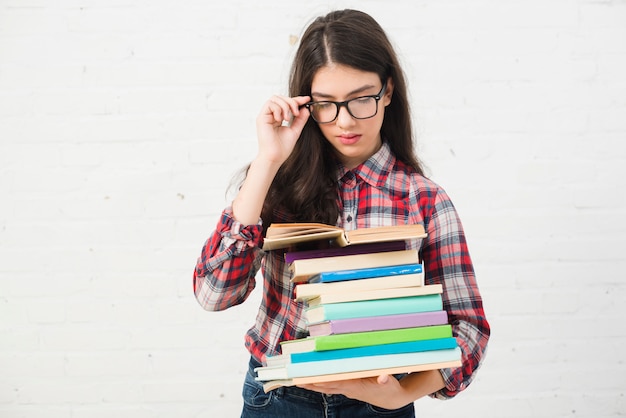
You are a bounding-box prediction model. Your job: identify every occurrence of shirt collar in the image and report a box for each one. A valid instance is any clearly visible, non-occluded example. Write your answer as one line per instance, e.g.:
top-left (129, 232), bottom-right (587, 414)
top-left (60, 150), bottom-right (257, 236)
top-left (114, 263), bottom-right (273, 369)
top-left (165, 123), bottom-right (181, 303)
top-left (336, 141), bottom-right (395, 188)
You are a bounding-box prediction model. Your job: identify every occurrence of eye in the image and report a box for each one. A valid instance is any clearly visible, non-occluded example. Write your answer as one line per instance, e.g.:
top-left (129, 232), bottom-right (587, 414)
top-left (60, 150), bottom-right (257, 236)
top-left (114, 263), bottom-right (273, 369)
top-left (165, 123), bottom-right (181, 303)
top-left (353, 97), bottom-right (373, 105)
top-left (312, 102), bottom-right (334, 110)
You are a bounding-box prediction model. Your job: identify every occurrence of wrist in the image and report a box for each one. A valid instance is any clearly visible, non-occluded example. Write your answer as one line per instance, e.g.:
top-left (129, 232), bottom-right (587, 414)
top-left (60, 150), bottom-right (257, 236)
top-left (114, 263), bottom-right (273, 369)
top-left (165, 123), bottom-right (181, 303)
top-left (398, 369), bottom-right (446, 402)
top-left (251, 154), bottom-right (283, 175)
top-left (231, 156), bottom-right (280, 226)
top-left (393, 382), bottom-right (414, 409)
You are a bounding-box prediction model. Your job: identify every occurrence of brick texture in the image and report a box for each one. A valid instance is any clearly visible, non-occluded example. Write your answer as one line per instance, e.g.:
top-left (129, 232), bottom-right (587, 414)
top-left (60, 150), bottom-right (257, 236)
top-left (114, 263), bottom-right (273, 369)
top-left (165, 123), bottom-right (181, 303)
top-left (1, 1), bottom-right (625, 416)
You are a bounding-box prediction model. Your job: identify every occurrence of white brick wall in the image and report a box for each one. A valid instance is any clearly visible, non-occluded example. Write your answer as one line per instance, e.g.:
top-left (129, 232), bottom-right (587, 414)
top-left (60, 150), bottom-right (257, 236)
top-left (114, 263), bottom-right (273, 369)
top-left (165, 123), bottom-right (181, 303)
top-left (1, 0), bottom-right (625, 416)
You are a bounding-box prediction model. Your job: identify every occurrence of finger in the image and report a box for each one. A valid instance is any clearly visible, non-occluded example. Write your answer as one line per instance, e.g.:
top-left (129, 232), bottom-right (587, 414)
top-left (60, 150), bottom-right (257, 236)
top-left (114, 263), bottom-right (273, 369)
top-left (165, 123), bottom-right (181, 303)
top-left (266, 100), bottom-right (289, 125)
top-left (290, 95), bottom-right (311, 116)
top-left (288, 104), bottom-right (309, 131)
top-left (273, 95), bottom-right (310, 119)
top-left (262, 99), bottom-right (287, 125)
top-left (377, 374), bottom-right (390, 385)
top-left (271, 95), bottom-right (296, 118)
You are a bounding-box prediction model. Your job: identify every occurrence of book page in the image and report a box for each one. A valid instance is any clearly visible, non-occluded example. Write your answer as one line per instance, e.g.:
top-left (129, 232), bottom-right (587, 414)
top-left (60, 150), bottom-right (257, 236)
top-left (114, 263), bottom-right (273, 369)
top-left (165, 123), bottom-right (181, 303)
top-left (346, 225), bottom-right (426, 244)
top-left (265, 223), bottom-right (342, 238)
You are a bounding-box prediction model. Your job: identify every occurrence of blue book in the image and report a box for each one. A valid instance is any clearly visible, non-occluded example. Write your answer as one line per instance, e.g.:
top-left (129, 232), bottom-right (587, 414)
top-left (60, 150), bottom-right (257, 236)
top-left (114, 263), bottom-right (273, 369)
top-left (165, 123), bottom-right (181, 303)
top-left (308, 263), bottom-right (423, 283)
top-left (290, 337), bottom-right (458, 364)
top-left (305, 293), bottom-right (443, 324)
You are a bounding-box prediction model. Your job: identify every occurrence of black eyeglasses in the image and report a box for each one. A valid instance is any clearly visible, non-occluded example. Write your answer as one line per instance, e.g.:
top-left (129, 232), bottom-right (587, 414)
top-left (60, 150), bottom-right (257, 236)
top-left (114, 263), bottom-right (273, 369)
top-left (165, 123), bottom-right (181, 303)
top-left (303, 82), bottom-right (387, 124)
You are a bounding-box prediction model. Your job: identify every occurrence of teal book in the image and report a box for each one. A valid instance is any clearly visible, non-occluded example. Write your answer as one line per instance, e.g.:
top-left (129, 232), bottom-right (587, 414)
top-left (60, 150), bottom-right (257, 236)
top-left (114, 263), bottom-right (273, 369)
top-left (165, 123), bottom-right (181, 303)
top-left (307, 310), bottom-right (449, 337)
top-left (256, 347), bottom-right (462, 381)
top-left (305, 293), bottom-right (443, 324)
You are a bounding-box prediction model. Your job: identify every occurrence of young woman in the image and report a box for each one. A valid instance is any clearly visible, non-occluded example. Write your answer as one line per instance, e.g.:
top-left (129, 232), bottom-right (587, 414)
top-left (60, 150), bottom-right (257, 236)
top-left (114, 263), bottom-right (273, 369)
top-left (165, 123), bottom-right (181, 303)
top-left (193, 9), bottom-right (490, 417)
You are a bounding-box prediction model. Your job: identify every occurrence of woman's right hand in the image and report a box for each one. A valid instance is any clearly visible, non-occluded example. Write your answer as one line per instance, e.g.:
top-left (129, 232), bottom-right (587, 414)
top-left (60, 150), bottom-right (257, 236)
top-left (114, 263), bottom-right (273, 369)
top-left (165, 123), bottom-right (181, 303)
top-left (255, 95), bottom-right (311, 167)
top-left (232, 95), bottom-right (311, 226)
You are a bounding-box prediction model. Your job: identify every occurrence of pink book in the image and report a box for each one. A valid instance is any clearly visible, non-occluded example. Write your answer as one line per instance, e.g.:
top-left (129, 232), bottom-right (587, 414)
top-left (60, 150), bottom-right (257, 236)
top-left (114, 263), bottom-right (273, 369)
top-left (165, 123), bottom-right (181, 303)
top-left (307, 310), bottom-right (449, 337)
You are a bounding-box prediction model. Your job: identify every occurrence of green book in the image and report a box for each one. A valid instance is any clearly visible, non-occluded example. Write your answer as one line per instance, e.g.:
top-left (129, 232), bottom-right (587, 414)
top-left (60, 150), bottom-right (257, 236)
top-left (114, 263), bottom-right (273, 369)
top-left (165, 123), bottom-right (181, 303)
top-left (280, 324), bottom-right (452, 355)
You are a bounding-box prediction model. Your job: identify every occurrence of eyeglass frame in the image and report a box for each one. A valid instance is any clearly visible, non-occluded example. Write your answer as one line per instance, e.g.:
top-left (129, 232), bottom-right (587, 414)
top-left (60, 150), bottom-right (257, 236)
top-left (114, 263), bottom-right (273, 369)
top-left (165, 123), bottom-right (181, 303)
top-left (302, 81), bottom-right (388, 124)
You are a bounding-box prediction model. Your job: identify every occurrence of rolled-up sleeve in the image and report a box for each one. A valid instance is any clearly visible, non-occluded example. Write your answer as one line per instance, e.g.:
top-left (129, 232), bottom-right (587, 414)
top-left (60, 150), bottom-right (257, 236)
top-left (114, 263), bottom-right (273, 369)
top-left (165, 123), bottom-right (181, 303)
top-left (193, 207), bottom-right (264, 311)
top-left (421, 189), bottom-right (490, 399)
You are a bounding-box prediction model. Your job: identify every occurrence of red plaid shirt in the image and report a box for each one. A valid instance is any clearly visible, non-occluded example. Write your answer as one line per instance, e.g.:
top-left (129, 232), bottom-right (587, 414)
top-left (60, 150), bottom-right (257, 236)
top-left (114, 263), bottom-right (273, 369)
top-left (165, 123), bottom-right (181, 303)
top-left (193, 142), bottom-right (490, 399)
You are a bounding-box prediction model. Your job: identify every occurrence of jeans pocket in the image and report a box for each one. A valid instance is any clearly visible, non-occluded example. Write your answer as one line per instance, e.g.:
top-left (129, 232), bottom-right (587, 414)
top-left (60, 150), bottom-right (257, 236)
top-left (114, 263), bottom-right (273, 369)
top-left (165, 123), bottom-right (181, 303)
top-left (242, 370), bottom-right (274, 410)
top-left (365, 401), bottom-right (415, 417)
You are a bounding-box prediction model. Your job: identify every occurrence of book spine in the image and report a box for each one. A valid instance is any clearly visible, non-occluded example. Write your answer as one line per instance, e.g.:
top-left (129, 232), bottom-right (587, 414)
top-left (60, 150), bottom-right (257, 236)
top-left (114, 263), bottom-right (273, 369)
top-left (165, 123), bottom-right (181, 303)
top-left (308, 263), bottom-right (423, 283)
top-left (306, 294), bottom-right (443, 323)
top-left (291, 250), bottom-right (420, 282)
top-left (286, 347), bottom-right (461, 378)
top-left (291, 337), bottom-right (458, 363)
top-left (261, 359), bottom-right (461, 391)
top-left (295, 272), bottom-right (424, 301)
top-left (307, 310), bottom-right (449, 336)
top-left (308, 283), bottom-right (442, 306)
top-left (255, 366), bottom-right (289, 381)
top-left (284, 240), bottom-right (406, 264)
top-left (314, 324), bottom-right (453, 351)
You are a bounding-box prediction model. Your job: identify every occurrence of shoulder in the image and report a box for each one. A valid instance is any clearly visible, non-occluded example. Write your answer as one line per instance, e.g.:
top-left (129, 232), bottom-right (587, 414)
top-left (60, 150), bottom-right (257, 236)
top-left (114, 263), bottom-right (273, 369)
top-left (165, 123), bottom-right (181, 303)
top-left (370, 142), bottom-right (457, 210)
top-left (388, 160), bottom-right (461, 226)
top-left (390, 159), bottom-right (447, 200)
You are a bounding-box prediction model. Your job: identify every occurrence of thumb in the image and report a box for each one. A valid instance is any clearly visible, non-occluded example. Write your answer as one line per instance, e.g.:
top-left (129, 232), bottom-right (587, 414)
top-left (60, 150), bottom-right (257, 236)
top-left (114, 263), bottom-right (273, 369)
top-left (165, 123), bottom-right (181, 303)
top-left (377, 374), bottom-right (390, 385)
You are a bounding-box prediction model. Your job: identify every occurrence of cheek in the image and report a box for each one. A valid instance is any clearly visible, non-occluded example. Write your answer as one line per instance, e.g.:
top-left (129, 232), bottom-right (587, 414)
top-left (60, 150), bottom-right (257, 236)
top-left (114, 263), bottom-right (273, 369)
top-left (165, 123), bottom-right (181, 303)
top-left (363, 115), bottom-right (385, 136)
top-left (318, 124), bottom-right (334, 141)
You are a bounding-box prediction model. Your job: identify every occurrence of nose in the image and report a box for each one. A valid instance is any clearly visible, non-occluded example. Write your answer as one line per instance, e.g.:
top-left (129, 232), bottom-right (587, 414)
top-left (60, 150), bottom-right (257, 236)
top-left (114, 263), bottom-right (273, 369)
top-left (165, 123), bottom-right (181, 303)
top-left (336, 104), bottom-right (355, 128)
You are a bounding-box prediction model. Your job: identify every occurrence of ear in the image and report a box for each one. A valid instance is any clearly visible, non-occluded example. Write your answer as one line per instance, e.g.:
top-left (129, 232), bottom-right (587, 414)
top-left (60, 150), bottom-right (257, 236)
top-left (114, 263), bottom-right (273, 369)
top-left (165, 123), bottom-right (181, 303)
top-left (383, 77), bottom-right (394, 107)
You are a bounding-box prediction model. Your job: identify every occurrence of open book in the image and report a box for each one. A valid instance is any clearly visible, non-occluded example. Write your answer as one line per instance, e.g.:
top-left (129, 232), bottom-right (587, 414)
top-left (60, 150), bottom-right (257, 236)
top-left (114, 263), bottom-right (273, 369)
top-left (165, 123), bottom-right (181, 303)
top-left (261, 222), bottom-right (427, 251)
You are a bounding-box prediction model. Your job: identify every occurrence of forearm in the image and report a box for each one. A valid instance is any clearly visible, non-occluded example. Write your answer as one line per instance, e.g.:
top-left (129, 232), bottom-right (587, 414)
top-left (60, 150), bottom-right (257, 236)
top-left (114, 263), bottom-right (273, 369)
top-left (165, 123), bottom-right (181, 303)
top-left (232, 157), bottom-right (281, 226)
top-left (397, 369), bottom-right (446, 405)
top-left (299, 368), bottom-right (446, 410)
top-left (193, 209), bottom-right (263, 311)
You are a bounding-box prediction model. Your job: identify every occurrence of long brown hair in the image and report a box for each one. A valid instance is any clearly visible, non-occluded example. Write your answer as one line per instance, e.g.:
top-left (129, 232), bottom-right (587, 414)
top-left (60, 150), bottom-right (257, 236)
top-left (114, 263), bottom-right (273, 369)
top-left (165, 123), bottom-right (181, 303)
top-left (259, 9), bottom-right (424, 227)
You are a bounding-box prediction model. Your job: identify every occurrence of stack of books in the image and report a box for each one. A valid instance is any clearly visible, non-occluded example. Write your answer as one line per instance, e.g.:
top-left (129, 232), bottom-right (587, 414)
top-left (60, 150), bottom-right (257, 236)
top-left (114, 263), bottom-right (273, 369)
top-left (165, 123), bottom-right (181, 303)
top-left (256, 223), bottom-right (462, 392)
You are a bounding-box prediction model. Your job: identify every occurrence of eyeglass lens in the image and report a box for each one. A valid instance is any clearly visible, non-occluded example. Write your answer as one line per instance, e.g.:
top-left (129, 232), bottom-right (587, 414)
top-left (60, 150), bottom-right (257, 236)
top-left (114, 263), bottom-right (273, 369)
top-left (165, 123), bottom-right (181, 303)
top-left (309, 97), bottom-right (378, 123)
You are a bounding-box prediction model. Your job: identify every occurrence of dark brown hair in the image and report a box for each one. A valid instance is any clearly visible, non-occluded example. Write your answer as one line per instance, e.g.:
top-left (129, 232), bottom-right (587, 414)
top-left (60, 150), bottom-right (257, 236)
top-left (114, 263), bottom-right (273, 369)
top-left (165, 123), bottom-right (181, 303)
top-left (259, 9), bottom-right (423, 226)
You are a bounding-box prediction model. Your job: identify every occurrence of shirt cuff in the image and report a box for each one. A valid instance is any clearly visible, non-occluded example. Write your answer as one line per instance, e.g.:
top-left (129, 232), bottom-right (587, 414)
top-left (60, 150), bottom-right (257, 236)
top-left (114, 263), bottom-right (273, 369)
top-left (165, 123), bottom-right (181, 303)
top-left (431, 367), bottom-right (462, 400)
top-left (217, 207), bottom-right (264, 251)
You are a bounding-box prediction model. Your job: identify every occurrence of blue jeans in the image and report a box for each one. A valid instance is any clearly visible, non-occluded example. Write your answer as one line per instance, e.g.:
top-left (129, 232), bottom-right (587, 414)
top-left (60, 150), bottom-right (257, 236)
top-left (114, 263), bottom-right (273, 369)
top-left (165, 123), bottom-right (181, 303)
top-left (240, 357), bottom-right (416, 418)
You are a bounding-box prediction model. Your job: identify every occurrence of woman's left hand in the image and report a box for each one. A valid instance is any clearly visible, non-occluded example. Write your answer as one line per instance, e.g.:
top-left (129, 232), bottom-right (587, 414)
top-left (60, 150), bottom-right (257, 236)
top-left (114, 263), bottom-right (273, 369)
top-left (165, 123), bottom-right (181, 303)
top-left (298, 374), bottom-right (411, 410)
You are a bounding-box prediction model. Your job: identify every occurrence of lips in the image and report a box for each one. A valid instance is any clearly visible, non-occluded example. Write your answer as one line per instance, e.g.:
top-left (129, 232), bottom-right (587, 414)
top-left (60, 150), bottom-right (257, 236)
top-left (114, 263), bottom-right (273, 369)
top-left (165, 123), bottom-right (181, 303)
top-left (338, 133), bottom-right (361, 145)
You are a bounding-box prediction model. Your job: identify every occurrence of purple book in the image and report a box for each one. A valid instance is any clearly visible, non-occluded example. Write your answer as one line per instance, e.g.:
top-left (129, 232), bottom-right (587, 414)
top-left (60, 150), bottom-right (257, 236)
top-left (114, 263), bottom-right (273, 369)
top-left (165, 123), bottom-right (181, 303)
top-left (307, 310), bottom-right (449, 337)
top-left (285, 240), bottom-right (406, 264)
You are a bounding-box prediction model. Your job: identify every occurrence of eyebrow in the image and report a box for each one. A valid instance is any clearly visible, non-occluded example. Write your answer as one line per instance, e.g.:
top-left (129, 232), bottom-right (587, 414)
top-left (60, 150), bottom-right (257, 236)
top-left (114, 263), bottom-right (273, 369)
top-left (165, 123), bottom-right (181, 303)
top-left (311, 84), bottom-right (377, 100)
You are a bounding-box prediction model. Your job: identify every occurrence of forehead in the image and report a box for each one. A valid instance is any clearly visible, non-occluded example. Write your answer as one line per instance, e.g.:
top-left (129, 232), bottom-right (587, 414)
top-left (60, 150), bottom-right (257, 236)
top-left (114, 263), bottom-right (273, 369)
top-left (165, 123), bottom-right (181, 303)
top-left (311, 64), bottom-right (380, 97)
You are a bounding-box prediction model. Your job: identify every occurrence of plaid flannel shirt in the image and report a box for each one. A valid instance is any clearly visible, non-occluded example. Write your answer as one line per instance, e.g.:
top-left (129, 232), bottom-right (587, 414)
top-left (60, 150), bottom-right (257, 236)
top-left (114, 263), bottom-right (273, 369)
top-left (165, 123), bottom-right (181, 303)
top-left (193, 141), bottom-right (490, 399)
